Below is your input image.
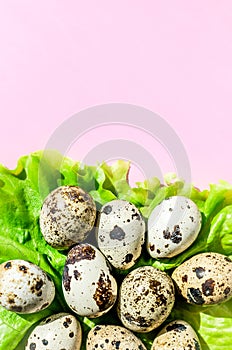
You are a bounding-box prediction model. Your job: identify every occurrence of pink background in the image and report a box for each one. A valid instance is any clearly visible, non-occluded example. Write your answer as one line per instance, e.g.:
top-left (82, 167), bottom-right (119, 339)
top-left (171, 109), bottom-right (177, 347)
top-left (0, 1), bottom-right (232, 189)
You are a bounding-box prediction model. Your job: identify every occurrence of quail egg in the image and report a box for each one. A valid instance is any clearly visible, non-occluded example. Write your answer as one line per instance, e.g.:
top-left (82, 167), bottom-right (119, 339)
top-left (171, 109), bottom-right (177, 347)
top-left (151, 320), bottom-right (201, 350)
top-left (40, 186), bottom-right (96, 248)
top-left (147, 196), bottom-right (202, 258)
top-left (172, 252), bottom-right (232, 305)
top-left (25, 313), bottom-right (82, 350)
top-left (86, 324), bottom-right (147, 350)
top-left (62, 243), bottom-right (117, 318)
top-left (117, 265), bottom-right (175, 332)
top-left (0, 259), bottom-right (55, 313)
top-left (97, 199), bottom-right (145, 269)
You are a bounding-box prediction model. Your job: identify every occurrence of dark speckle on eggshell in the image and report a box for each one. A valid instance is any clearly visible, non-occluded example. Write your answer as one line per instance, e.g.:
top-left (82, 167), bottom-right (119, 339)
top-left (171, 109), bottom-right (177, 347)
top-left (187, 288), bottom-right (205, 305)
top-left (194, 338), bottom-right (201, 350)
top-left (109, 225), bottom-right (126, 241)
top-left (224, 257), bottom-right (232, 262)
top-left (123, 253), bottom-right (133, 264)
top-left (131, 212), bottom-right (141, 220)
top-left (166, 323), bottom-right (187, 332)
top-left (93, 271), bottom-right (114, 311)
top-left (202, 278), bottom-right (215, 296)
top-left (149, 244), bottom-right (155, 251)
top-left (4, 262), bottom-right (12, 269)
top-left (170, 225), bottom-right (182, 244)
top-left (194, 267), bottom-right (205, 279)
top-left (66, 244), bottom-right (96, 264)
top-left (35, 279), bottom-right (43, 291)
top-left (124, 313), bottom-right (152, 328)
top-left (63, 317), bottom-right (72, 328)
top-left (224, 287), bottom-right (231, 295)
top-left (163, 229), bottom-right (171, 239)
top-left (62, 265), bottom-right (72, 292)
top-left (162, 226), bottom-right (182, 244)
top-left (102, 205), bottom-right (112, 214)
top-left (19, 265), bottom-right (28, 273)
top-left (7, 293), bottom-right (16, 304)
top-left (73, 270), bottom-right (81, 280)
top-left (40, 302), bottom-right (49, 310)
top-left (182, 275), bottom-right (188, 283)
top-left (10, 305), bottom-right (23, 312)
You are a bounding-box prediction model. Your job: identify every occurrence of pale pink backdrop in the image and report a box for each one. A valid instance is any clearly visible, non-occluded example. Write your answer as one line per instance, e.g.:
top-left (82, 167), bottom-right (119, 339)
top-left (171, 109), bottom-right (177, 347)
top-left (0, 1), bottom-right (232, 189)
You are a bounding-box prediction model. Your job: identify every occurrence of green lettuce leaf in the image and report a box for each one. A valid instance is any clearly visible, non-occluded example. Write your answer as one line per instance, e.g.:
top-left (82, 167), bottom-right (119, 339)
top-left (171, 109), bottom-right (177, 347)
top-left (0, 151), bottom-right (231, 350)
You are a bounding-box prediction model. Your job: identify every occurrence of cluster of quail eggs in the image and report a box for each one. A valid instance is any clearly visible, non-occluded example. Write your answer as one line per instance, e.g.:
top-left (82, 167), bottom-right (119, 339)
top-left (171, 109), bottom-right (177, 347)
top-left (1, 185), bottom-right (232, 350)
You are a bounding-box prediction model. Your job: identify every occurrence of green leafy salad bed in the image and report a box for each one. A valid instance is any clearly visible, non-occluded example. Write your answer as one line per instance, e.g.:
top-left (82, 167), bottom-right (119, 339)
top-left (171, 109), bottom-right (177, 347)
top-left (0, 151), bottom-right (231, 350)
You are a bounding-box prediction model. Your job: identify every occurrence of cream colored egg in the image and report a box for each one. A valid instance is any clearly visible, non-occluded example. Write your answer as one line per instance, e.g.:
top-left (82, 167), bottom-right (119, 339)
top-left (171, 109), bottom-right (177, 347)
top-left (62, 243), bottom-right (117, 318)
top-left (117, 266), bottom-right (175, 332)
top-left (25, 313), bottom-right (82, 350)
top-left (97, 199), bottom-right (145, 270)
top-left (172, 252), bottom-right (232, 305)
top-left (147, 196), bottom-right (202, 258)
top-left (151, 320), bottom-right (201, 349)
top-left (0, 260), bottom-right (55, 313)
top-left (40, 186), bottom-right (96, 249)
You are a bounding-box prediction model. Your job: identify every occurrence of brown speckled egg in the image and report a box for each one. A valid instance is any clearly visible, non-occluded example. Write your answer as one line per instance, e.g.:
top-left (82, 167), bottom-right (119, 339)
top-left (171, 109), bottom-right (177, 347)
top-left (25, 313), bottom-right (82, 350)
top-left (151, 320), bottom-right (201, 350)
top-left (117, 266), bottom-right (175, 333)
top-left (86, 324), bottom-right (147, 350)
top-left (62, 243), bottom-right (117, 318)
top-left (40, 186), bottom-right (96, 248)
top-left (0, 260), bottom-right (55, 313)
top-left (172, 252), bottom-right (232, 305)
top-left (97, 199), bottom-right (145, 270)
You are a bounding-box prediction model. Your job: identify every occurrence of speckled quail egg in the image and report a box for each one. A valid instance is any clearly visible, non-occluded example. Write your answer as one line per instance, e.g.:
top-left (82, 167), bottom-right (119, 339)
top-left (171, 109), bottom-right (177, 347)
top-left (86, 324), bottom-right (147, 350)
top-left (40, 186), bottom-right (96, 249)
top-left (117, 266), bottom-right (175, 332)
top-left (25, 313), bottom-right (82, 350)
top-left (172, 252), bottom-right (232, 305)
top-left (151, 320), bottom-right (201, 350)
top-left (62, 243), bottom-right (117, 318)
top-left (147, 196), bottom-right (202, 258)
top-left (97, 199), bottom-right (145, 270)
top-left (0, 259), bottom-right (55, 313)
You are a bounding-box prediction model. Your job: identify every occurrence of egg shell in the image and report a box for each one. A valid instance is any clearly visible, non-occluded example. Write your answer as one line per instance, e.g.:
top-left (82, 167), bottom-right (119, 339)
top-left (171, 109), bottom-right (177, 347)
top-left (151, 320), bottom-right (201, 350)
top-left (25, 313), bottom-right (82, 350)
top-left (97, 199), bottom-right (145, 270)
top-left (147, 196), bottom-right (202, 258)
top-left (86, 324), bottom-right (147, 350)
top-left (62, 243), bottom-right (117, 318)
top-left (0, 260), bottom-right (55, 313)
top-left (172, 252), bottom-right (232, 305)
top-left (117, 266), bottom-right (175, 332)
top-left (40, 186), bottom-right (96, 248)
